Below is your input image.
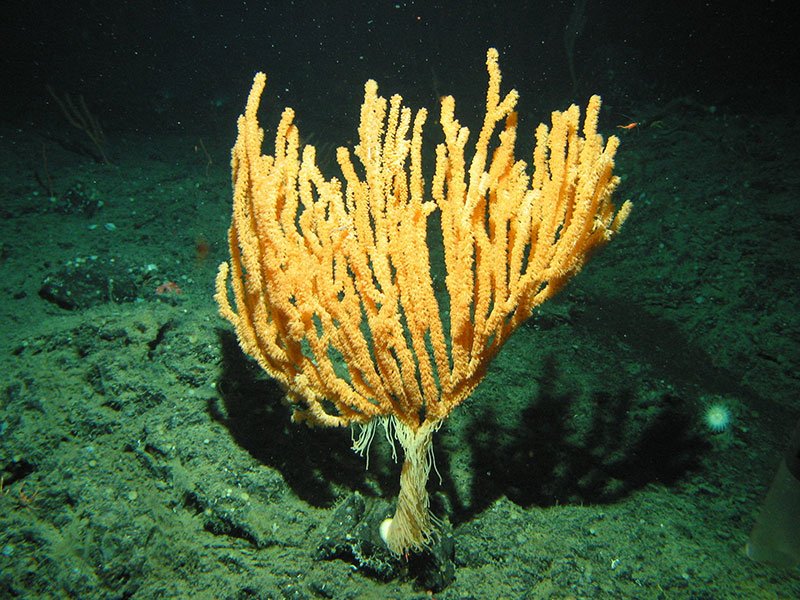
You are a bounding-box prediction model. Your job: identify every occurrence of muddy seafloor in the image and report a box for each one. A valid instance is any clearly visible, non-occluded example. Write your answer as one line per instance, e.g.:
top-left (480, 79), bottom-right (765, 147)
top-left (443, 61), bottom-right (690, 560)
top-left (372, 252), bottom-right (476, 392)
top-left (1, 103), bottom-right (798, 599)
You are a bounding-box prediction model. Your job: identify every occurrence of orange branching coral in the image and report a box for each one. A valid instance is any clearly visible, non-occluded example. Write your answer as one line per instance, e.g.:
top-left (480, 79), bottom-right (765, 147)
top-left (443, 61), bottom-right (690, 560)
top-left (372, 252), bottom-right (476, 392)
top-left (216, 48), bottom-right (631, 555)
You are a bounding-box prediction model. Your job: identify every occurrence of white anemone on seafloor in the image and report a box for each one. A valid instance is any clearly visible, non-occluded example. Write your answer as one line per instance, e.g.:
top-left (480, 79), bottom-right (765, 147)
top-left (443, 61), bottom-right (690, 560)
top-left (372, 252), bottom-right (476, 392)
top-left (704, 403), bottom-right (732, 433)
